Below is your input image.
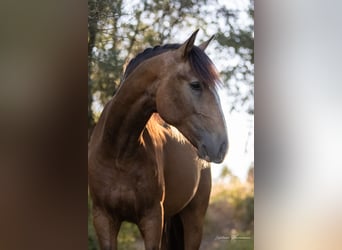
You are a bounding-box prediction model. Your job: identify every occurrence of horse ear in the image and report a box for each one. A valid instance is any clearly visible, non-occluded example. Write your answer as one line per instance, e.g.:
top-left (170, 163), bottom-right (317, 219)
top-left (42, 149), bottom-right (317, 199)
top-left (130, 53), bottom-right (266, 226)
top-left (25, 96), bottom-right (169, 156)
top-left (179, 29), bottom-right (199, 58)
top-left (199, 35), bottom-right (215, 51)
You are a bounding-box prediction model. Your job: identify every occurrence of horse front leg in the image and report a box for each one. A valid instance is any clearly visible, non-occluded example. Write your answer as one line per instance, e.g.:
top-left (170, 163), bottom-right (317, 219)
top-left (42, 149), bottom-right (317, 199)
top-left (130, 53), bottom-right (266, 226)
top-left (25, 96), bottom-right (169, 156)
top-left (179, 167), bottom-right (212, 250)
top-left (93, 206), bottom-right (121, 250)
top-left (139, 202), bottom-right (164, 250)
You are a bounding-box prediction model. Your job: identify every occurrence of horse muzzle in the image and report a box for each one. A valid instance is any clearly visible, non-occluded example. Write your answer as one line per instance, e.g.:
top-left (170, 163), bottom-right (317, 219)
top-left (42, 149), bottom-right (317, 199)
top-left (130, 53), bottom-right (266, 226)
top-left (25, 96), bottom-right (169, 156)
top-left (198, 134), bottom-right (228, 163)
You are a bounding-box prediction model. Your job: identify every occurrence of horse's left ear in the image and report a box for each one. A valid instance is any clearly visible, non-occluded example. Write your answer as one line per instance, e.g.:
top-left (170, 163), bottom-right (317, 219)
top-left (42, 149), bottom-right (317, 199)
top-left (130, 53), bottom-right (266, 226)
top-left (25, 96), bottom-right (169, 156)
top-left (199, 35), bottom-right (215, 51)
top-left (179, 29), bottom-right (199, 58)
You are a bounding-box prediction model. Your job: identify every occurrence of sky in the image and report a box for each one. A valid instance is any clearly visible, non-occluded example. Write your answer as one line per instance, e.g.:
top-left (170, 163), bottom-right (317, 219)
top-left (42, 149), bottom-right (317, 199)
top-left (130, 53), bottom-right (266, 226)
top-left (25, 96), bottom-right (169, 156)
top-left (206, 0), bottom-right (254, 182)
top-left (211, 88), bottom-right (254, 182)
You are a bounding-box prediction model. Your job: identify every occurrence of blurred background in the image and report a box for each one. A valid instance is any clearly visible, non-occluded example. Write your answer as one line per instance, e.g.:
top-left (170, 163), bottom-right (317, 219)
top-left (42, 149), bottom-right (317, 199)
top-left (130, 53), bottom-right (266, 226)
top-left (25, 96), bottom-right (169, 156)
top-left (1, 1), bottom-right (341, 250)
top-left (88, 0), bottom-right (254, 249)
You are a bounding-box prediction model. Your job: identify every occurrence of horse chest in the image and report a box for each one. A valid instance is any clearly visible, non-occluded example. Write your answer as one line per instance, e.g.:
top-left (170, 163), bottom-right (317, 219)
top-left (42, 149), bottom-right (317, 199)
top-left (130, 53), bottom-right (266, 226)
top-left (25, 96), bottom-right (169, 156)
top-left (105, 169), bottom-right (163, 220)
top-left (162, 138), bottom-right (202, 216)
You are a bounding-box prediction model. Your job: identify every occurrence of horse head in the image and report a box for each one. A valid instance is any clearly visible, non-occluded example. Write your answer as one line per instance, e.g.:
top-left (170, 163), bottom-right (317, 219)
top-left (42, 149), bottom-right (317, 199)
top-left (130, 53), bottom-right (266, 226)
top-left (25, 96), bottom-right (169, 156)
top-left (156, 30), bottom-right (228, 163)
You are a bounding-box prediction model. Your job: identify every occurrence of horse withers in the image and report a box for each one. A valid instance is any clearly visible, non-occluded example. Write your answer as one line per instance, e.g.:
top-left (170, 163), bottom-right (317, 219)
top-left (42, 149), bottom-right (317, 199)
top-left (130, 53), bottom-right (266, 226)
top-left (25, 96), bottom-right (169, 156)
top-left (88, 29), bottom-right (228, 250)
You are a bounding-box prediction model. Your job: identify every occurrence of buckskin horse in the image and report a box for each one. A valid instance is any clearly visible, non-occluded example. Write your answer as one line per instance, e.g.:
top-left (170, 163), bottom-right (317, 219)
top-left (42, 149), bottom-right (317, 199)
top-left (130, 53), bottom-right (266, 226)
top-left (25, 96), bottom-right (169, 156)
top-left (88, 29), bottom-right (228, 250)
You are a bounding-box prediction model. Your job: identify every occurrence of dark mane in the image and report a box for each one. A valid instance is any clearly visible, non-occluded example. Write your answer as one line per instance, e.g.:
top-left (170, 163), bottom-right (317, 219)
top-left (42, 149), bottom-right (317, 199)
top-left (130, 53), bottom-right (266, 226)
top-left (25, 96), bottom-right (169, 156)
top-left (123, 44), bottom-right (180, 79)
top-left (123, 43), bottom-right (221, 88)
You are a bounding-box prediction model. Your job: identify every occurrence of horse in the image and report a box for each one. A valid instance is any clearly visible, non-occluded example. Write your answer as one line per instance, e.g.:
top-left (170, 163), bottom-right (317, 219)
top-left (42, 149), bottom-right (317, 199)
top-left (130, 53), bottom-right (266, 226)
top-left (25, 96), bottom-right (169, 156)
top-left (88, 29), bottom-right (228, 250)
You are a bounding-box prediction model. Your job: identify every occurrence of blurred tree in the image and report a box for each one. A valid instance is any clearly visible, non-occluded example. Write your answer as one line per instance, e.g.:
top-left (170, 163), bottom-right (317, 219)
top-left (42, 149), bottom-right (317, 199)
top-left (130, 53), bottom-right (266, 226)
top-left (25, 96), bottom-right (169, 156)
top-left (88, 0), bottom-right (254, 135)
top-left (220, 165), bottom-right (232, 179)
top-left (247, 162), bottom-right (254, 185)
top-left (214, 0), bottom-right (254, 114)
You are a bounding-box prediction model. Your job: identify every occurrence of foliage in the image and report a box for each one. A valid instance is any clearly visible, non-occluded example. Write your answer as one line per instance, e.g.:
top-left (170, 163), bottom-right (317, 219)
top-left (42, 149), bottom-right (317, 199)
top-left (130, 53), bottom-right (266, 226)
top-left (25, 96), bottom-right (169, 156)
top-left (203, 165), bottom-right (254, 249)
top-left (117, 222), bottom-right (142, 249)
top-left (208, 176), bottom-right (254, 231)
top-left (88, 0), bottom-right (254, 133)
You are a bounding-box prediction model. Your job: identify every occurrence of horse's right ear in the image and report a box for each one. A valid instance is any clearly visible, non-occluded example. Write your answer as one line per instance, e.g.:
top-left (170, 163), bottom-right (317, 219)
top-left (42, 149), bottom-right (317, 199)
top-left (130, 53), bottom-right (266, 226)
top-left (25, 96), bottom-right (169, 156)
top-left (178, 29), bottom-right (199, 59)
top-left (199, 35), bottom-right (215, 51)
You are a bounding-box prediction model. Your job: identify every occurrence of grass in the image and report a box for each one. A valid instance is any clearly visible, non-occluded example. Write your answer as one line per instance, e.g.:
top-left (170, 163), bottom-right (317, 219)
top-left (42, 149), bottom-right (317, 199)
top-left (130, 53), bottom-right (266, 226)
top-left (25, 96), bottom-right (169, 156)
top-left (214, 239), bottom-right (254, 250)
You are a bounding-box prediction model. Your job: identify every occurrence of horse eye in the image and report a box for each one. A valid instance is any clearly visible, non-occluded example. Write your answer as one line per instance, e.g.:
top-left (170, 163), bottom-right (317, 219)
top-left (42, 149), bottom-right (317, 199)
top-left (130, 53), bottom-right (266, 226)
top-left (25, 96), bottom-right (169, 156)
top-left (189, 82), bottom-right (202, 91)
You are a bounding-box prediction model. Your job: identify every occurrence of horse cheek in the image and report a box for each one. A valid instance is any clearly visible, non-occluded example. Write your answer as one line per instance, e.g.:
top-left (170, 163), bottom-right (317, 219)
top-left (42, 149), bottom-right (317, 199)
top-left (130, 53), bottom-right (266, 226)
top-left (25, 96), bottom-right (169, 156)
top-left (156, 88), bottom-right (179, 124)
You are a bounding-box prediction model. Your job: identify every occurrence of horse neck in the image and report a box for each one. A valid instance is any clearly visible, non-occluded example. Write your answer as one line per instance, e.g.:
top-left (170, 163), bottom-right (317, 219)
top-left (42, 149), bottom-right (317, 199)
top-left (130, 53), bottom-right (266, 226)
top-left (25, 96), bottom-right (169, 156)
top-left (99, 61), bottom-right (161, 159)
